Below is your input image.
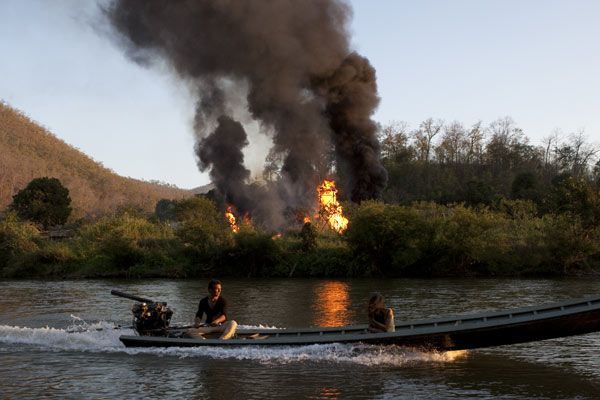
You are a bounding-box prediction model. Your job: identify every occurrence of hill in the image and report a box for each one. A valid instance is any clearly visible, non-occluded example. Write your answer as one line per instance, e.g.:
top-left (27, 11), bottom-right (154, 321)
top-left (0, 102), bottom-right (192, 218)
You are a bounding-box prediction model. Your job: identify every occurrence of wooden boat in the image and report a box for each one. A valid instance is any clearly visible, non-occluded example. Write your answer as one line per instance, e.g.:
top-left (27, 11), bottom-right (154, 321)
top-left (119, 295), bottom-right (600, 350)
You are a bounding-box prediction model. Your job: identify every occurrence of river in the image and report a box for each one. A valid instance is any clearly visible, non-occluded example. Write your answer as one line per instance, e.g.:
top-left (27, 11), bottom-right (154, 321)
top-left (1, 278), bottom-right (600, 399)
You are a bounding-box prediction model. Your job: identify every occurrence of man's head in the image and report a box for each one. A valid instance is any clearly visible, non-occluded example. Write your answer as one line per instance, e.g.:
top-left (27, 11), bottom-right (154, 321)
top-left (208, 279), bottom-right (222, 300)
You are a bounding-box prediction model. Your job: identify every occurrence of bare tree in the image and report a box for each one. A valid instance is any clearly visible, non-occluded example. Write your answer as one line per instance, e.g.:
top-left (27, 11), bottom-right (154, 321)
top-left (466, 121), bottom-right (485, 164)
top-left (379, 121), bottom-right (411, 161)
top-left (541, 129), bottom-right (561, 167)
top-left (413, 118), bottom-right (443, 163)
top-left (435, 121), bottom-right (468, 164)
top-left (486, 116), bottom-right (527, 170)
top-left (262, 149), bottom-right (282, 182)
top-left (570, 129), bottom-right (598, 176)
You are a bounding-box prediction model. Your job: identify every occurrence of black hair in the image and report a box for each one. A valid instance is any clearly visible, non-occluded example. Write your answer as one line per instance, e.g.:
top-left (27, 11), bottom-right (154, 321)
top-left (208, 279), bottom-right (222, 290)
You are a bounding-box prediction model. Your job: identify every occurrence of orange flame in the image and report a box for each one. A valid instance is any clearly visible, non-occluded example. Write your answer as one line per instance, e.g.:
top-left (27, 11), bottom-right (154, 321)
top-left (271, 232), bottom-right (282, 240)
top-left (317, 179), bottom-right (348, 233)
top-left (224, 205), bottom-right (240, 233)
top-left (303, 216), bottom-right (311, 224)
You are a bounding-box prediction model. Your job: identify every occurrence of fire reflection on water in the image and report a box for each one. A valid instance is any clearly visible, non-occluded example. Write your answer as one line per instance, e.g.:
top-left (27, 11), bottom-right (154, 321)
top-left (317, 387), bottom-right (342, 399)
top-left (312, 281), bottom-right (351, 327)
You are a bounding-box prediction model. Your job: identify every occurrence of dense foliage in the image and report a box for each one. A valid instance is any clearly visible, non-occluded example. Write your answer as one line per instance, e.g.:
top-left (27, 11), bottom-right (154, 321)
top-left (10, 177), bottom-right (72, 228)
top-left (0, 211), bottom-right (39, 275)
top-left (1, 195), bottom-right (598, 279)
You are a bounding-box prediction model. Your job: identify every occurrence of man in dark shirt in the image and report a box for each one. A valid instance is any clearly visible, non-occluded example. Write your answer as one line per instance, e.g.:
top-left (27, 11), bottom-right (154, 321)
top-left (190, 279), bottom-right (237, 340)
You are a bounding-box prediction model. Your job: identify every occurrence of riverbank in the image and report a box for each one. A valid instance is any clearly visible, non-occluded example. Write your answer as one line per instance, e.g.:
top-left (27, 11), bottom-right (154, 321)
top-left (1, 199), bottom-right (598, 279)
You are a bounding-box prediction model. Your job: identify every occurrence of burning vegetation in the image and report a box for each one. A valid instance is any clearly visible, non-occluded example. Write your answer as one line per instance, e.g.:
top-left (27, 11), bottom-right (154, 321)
top-left (224, 178), bottom-right (349, 234)
top-left (317, 179), bottom-right (349, 233)
top-left (224, 205), bottom-right (239, 234)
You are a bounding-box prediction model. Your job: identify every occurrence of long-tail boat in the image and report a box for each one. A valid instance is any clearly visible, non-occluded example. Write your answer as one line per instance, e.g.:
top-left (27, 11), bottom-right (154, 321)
top-left (111, 290), bottom-right (600, 350)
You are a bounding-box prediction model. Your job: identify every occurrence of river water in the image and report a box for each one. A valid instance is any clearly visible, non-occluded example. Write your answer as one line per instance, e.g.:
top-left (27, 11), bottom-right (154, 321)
top-left (1, 278), bottom-right (600, 399)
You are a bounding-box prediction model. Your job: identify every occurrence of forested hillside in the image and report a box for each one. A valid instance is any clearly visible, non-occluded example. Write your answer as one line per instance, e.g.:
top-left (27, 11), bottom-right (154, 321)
top-left (0, 102), bottom-right (191, 218)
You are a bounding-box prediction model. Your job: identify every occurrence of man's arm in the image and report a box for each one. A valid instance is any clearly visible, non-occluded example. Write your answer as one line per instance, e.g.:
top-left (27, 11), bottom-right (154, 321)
top-left (210, 314), bottom-right (226, 326)
top-left (209, 298), bottom-right (228, 326)
top-left (194, 299), bottom-right (206, 327)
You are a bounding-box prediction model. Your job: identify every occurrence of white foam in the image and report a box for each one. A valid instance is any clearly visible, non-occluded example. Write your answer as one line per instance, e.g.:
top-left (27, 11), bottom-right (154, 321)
top-left (0, 320), bottom-right (468, 366)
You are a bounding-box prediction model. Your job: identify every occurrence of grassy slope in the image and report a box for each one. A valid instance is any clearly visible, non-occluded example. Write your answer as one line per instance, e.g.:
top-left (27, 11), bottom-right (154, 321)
top-left (0, 102), bottom-right (192, 218)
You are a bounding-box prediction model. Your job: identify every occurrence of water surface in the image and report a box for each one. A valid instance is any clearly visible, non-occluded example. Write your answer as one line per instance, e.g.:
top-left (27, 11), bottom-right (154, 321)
top-left (1, 278), bottom-right (599, 399)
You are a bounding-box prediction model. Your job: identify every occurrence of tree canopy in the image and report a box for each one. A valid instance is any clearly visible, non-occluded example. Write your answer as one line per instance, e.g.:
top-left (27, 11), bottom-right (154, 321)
top-left (10, 177), bottom-right (72, 228)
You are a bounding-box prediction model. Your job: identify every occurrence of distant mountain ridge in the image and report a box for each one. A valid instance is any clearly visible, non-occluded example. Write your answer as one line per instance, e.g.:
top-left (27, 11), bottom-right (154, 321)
top-left (0, 102), bottom-right (193, 218)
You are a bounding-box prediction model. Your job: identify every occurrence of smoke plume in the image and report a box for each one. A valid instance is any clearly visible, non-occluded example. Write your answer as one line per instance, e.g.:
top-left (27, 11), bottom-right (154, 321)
top-left (105, 0), bottom-right (387, 228)
top-left (197, 115), bottom-right (250, 209)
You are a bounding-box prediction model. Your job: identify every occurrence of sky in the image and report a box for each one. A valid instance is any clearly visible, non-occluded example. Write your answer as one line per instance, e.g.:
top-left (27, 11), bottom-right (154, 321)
top-left (1, 0), bottom-right (599, 189)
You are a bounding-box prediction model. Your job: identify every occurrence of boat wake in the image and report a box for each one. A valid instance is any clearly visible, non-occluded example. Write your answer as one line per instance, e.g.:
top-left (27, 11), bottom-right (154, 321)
top-left (0, 318), bottom-right (468, 366)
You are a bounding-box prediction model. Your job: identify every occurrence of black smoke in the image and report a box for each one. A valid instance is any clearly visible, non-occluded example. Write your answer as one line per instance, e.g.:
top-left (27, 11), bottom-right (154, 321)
top-left (105, 0), bottom-right (387, 228)
top-left (197, 115), bottom-right (250, 210)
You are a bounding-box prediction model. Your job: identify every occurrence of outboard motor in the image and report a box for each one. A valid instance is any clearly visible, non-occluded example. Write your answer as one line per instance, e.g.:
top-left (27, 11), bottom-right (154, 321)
top-left (111, 290), bottom-right (173, 336)
top-left (131, 301), bottom-right (173, 336)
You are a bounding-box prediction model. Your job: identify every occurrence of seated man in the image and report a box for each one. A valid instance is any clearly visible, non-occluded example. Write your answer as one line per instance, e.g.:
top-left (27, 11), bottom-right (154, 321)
top-left (368, 292), bottom-right (395, 333)
top-left (188, 279), bottom-right (237, 340)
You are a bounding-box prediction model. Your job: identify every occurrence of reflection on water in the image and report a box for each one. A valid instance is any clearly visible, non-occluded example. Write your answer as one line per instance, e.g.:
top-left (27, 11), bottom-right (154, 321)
top-left (314, 387), bottom-right (343, 399)
top-left (312, 281), bottom-right (350, 327)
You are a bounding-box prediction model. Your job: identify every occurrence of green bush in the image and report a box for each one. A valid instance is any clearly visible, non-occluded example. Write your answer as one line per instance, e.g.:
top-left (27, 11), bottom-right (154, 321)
top-left (76, 212), bottom-right (179, 274)
top-left (222, 229), bottom-right (282, 277)
top-left (290, 246), bottom-right (354, 277)
top-left (345, 201), bottom-right (438, 276)
top-left (36, 241), bottom-right (77, 264)
top-left (0, 211), bottom-right (40, 272)
top-left (540, 214), bottom-right (599, 275)
top-left (174, 197), bottom-right (232, 253)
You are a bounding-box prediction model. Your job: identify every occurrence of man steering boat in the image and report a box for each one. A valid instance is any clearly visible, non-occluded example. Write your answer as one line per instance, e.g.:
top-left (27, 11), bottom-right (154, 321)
top-left (188, 279), bottom-right (238, 340)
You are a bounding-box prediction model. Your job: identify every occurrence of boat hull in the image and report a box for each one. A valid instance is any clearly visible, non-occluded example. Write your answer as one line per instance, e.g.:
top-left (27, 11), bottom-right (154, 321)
top-left (119, 296), bottom-right (600, 350)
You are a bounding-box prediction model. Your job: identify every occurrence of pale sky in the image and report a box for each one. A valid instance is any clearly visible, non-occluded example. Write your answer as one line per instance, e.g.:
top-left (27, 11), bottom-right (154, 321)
top-left (1, 0), bottom-right (599, 189)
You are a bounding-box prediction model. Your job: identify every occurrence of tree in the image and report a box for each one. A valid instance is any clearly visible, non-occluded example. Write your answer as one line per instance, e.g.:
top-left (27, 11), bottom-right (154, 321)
top-left (263, 148), bottom-right (283, 182)
top-left (10, 177), bottom-right (71, 228)
top-left (464, 180), bottom-right (495, 206)
top-left (413, 118), bottom-right (443, 162)
top-left (173, 196), bottom-right (232, 254)
top-left (155, 199), bottom-right (177, 221)
top-left (435, 121), bottom-right (468, 164)
top-left (300, 221), bottom-right (317, 252)
top-left (511, 172), bottom-right (540, 202)
top-left (463, 121), bottom-right (485, 165)
top-left (379, 121), bottom-right (413, 162)
top-left (593, 160), bottom-right (600, 188)
top-left (548, 175), bottom-right (599, 227)
top-left (486, 117), bottom-right (526, 171)
top-left (554, 131), bottom-right (598, 177)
